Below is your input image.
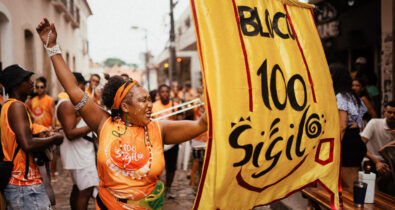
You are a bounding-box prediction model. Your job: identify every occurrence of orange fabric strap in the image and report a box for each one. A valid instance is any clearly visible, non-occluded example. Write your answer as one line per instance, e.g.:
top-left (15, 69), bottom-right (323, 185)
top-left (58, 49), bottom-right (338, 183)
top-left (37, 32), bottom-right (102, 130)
top-left (111, 81), bottom-right (137, 110)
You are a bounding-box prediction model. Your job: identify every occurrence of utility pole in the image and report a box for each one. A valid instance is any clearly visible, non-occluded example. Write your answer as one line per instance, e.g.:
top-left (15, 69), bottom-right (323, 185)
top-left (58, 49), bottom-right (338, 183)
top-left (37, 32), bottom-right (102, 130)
top-left (169, 0), bottom-right (176, 86)
top-left (131, 26), bottom-right (150, 91)
top-left (144, 31), bottom-right (149, 91)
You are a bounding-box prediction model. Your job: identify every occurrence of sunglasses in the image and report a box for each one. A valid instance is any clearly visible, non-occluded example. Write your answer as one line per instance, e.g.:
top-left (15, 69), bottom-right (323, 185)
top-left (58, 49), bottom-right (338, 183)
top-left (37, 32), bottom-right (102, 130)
top-left (36, 86), bottom-right (45, 89)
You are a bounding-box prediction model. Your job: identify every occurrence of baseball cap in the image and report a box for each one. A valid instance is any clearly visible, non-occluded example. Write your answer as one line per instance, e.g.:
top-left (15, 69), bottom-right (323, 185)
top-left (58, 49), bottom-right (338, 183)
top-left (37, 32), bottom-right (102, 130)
top-left (355, 57), bottom-right (367, 64)
top-left (0, 64), bottom-right (34, 91)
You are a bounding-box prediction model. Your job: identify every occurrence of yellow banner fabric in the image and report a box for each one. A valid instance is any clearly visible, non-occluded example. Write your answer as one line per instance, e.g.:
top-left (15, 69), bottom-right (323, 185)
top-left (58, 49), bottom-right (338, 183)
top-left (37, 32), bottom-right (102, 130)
top-left (191, 0), bottom-right (341, 209)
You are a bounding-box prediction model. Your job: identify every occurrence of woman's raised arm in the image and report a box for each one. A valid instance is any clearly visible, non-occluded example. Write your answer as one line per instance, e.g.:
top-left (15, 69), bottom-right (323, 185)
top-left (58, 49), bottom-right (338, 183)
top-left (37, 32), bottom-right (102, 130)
top-left (36, 18), bottom-right (108, 133)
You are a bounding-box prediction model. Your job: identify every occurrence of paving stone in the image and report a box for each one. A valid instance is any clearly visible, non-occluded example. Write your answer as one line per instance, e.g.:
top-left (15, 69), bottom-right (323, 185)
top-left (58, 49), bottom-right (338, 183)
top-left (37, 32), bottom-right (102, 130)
top-left (51, 167), bottom-right (304, 209)
top-left (51, 168), bottom-right (195, 210)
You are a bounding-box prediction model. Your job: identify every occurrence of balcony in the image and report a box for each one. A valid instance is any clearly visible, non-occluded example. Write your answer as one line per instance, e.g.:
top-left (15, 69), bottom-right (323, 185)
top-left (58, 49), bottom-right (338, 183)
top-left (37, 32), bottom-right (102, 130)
top-left (51, 0), bottom-right (80, 29)
top-left (52, 0), bottom-right (68, 13)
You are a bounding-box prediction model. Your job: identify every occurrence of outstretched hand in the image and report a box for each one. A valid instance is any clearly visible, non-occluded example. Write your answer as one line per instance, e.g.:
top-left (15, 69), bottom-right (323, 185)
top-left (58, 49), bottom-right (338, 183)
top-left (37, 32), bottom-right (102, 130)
top-left (36, 18), bottom-right (57, 48)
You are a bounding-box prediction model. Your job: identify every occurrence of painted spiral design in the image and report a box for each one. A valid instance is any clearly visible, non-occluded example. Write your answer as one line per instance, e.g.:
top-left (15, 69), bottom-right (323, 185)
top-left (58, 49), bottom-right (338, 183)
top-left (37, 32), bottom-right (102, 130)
top-left (305, 113), bottom-right (321, 138)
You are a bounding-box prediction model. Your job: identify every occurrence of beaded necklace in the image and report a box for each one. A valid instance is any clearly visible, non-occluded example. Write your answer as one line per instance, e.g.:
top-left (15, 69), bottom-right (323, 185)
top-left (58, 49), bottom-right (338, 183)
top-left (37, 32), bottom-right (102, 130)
top-left (111, 116), bottom-right (153, 180)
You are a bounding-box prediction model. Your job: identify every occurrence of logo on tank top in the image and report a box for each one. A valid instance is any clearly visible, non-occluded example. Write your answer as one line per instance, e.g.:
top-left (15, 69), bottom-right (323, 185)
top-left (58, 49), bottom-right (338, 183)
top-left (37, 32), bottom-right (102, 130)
top-left (105, 138), bottom-right (152, 180)
top-left (32, 106), bottom-right (44, 118)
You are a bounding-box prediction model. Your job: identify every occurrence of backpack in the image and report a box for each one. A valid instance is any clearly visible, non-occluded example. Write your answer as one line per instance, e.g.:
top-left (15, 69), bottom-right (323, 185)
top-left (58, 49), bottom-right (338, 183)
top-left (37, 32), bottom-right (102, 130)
top-left (0, 135), bottom-right (20, 191)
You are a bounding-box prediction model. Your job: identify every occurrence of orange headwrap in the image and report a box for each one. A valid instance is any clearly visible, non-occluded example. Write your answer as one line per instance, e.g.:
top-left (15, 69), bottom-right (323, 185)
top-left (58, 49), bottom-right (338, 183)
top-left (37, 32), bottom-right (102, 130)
top-left (111, 81), bottom-right (138, 110)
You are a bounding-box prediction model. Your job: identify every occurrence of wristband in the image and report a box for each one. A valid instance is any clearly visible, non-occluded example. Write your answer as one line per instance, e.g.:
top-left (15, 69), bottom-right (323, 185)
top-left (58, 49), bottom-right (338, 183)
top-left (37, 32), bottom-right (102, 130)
top-left (74, 93), bottom-right (89, 111)
top-left (45, 44), bottom-right (62, 57)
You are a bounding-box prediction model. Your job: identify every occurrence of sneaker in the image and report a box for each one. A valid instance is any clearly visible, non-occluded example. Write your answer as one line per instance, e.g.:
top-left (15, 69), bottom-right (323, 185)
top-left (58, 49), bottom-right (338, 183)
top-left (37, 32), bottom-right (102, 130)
top-left (166, 188), bottom-right (176, 199)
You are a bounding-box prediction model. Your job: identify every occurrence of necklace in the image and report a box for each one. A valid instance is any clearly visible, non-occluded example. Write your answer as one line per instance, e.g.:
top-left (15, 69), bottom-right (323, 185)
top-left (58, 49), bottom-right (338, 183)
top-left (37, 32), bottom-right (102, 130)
top-left (111, 117), bottom-right (153, 180)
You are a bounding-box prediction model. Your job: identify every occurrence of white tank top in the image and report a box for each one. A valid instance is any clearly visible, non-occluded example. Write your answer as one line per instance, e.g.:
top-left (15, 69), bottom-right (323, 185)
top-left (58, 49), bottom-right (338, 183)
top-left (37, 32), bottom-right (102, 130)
top-left (56, 99), bottom-right (96, 169)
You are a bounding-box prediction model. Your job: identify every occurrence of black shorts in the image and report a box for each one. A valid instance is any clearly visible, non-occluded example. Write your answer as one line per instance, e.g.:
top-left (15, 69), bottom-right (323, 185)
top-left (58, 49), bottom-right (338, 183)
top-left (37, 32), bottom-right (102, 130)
top-left (341, 127), bottom-right (367, 167)
top-left (164, 145), bottom-right (179, 172)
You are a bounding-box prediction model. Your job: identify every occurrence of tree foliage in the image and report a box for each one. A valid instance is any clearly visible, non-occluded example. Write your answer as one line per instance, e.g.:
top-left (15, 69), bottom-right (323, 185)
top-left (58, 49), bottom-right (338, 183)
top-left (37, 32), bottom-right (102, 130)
top-left (103, 57), bottom-right (126, 67)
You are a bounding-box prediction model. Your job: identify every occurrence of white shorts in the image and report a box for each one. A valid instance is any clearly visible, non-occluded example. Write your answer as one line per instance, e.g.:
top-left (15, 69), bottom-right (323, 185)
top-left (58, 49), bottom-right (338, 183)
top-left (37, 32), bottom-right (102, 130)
top-left (70, 164), bottom-right (99, 191)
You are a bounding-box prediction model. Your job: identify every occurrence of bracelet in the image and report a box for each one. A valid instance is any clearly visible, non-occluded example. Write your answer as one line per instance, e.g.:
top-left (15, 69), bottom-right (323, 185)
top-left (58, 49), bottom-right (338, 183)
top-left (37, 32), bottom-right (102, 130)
top-left (74, 93), bottom-right (89, 111)
top-left (45, 44), bottom-right (62, 57)
top-left (45, 30), bottom-right (52, 48)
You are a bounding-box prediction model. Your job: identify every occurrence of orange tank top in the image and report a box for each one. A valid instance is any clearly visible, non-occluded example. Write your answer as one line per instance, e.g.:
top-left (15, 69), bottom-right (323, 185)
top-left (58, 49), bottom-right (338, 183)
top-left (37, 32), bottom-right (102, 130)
top-left (57, 91), bottom-right (69, 100)
top-left (194, 107), bottom-right (208, 142)
top-left (0, 99), bottom-right (43, 186)
top-left (29, 94), bottom-right (54, 128)
top-left (152, 100), bottom-right (176, 120)
top-left (97, 118), bottom-right (164, 207)
top-left (86, 89), bottom-right (99, 104)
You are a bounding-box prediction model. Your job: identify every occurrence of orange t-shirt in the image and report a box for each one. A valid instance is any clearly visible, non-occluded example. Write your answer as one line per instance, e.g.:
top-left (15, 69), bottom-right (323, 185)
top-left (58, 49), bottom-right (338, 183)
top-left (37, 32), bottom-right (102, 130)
top-left (57, 92), bottom-right (69, 100)
top-left (194, 106), bottom-right (208, 142)
top-left (152, 100), bottom-right (177, 120)
top-left (86, 89), bottom-right (99, 104)
top-left (0, 95), bottom-right (3, 104)
top-left (0, 99), bottom-right (43, 186)
top-left (97, 118), bottom-right (164, 209)
top-left (29, 94), bottom-right (54, 128)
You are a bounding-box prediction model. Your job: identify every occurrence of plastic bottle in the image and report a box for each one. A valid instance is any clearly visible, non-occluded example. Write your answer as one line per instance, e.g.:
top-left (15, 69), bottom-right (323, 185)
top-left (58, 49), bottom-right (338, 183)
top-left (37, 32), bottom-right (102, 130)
top-left (358, 162), bottom-right (376, 203)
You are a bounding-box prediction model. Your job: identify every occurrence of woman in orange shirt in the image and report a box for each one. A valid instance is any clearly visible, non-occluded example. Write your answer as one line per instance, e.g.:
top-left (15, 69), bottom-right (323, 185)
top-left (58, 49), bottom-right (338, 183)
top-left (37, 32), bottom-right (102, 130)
top-left (37, 18), bottom-right (207, 209)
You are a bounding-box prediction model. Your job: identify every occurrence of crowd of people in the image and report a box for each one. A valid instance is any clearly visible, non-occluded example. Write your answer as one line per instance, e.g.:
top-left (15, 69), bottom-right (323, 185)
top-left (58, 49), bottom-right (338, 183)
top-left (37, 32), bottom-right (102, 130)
top-left (0, 18), bottom-right (394, 210)
top-left (330, 61), bottom-right (395, 196)
top-left (0, 18), bottom-right (208, 210)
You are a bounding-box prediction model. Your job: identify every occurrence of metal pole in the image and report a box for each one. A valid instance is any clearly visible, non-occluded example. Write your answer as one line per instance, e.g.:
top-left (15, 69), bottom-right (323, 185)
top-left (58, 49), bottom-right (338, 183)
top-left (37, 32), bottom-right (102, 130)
top-left (131, 26), bottom-right (150, 90)
top-left (144, 29), bottom-right (150, 91)
top-left (169, 0), bottom-right (176, 86)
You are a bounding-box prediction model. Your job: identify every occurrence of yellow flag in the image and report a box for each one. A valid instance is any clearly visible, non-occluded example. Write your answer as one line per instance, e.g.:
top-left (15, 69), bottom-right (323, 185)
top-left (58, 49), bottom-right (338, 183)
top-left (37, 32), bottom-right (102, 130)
top-left (191, 0), bottom-right (341, 209)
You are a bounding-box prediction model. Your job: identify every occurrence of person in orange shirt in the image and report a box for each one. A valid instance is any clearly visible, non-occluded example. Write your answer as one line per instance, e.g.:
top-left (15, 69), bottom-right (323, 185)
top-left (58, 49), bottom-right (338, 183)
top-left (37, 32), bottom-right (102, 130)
top-left (86, 74), bottom-right (101, 104)
top-left (37, 19), bottom-right (207, 209)
top-left (27, 76), bottom-right (58, 178)
top-left (27, 76), bottom-right (56, 128)
top-left (57, 91), bottom-right (70, 100)
top-left (152, 85), bottom-right (177, 120)
top-left (152, 84), bottom-right (180, 199)
top-left (0, 64), bottom-right (63, 209)
top-left (0, 84), bottom-right (4, 105)
top-left (190, 103), bottom-right (208, 188)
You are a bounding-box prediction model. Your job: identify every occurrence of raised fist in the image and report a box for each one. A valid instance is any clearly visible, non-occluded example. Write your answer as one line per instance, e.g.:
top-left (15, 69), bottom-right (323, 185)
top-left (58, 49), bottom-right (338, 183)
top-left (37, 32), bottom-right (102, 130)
top-left (36, 18), bottom-right (57, 48)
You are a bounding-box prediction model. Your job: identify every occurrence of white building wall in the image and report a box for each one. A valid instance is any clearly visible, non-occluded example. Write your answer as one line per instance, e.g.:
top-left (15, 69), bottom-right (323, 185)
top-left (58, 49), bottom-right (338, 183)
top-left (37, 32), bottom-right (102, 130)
top-left (175, 8), bottom-right (201, 89)
top-left (0, 0), bottom-right (91, 97)
top-left (154, 3), bottom-right (202, 89)
top-left (0, 2), bottom-right (13, 67)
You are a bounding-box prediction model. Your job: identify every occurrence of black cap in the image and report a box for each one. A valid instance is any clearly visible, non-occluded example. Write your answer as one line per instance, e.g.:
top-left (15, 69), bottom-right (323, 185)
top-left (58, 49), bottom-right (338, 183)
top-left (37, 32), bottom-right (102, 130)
top-left (73, 72), bottom-right (87, 84)
top-left (0, 64), bottom-right (34, 91)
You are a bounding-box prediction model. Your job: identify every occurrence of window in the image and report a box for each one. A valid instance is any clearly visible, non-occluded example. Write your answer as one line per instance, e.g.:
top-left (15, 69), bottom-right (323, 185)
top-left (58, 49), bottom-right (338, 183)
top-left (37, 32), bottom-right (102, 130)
top-left (73, 56), bottom-right (76, 72)
top-left (76, 8), bottom-right (80, 23)
top-left (24, 30), bottom-right (35, 72)
top-left (82, 39), bottom-right (89, 55)
top-left (61, 0), bottom-right (67, 7)
top-left (69, 0), bottom-right (74, 16)
top-left (66, 52), bottom-right (70, 65)
top-left (185, 17), bottom-right (191, 28)
top-left (178, 27), bottom-right (182, 36)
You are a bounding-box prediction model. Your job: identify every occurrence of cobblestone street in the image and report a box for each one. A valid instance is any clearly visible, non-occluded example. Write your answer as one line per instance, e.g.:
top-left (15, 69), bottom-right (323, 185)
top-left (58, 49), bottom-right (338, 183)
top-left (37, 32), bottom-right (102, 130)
top-left (51, 166), bottom-right (305, 209)
top-left (52, 167), bottom-right (196, 210)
